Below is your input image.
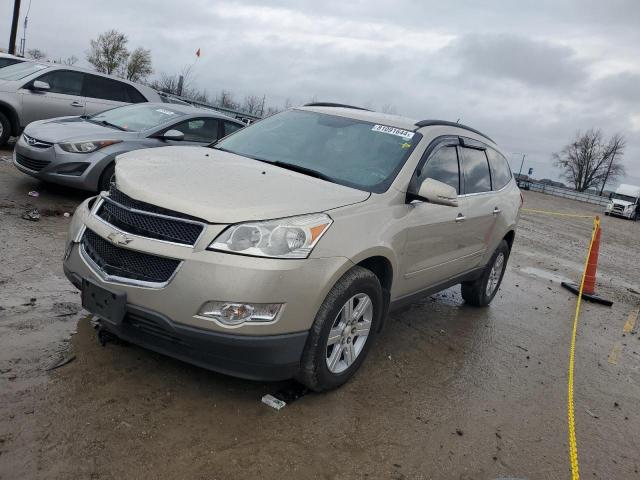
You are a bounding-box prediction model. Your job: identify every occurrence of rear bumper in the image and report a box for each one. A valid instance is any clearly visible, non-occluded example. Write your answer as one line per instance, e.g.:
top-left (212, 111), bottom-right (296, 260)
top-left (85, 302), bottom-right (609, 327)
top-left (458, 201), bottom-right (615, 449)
top-left (65, 268), bottom-right (308, 381)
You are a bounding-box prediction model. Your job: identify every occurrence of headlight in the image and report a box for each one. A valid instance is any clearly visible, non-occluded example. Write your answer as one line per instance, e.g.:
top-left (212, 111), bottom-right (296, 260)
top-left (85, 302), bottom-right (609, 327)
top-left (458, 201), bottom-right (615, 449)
top-left (209, 213), bottom-right (332, 259)
top-left (59, 140), bottom-right (121, 153)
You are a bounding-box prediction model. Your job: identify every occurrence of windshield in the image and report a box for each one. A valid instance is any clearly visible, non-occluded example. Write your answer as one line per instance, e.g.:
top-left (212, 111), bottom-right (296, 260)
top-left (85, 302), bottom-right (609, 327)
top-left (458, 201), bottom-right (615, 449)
top-left (89, 104), bottom-right (186, 132)
top-left (612, 193), bottom-right (637, 203)
top-left (0, 61), bottom-right (48, 80)
top-left (214, 110), bottom-right (420, 192)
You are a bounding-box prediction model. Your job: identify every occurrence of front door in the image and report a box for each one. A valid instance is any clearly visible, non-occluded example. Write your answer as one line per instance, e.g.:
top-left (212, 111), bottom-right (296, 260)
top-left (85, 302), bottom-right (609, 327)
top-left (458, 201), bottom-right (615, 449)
top-left (396, 141), bottom-right (472, 297)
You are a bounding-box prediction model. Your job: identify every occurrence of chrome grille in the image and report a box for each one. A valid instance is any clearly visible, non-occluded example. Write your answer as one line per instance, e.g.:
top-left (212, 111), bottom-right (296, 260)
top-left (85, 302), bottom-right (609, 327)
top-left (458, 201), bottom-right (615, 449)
top-left (96, 186), bottom-right (205, 246)
top-left (22, 134), bottom-right (53, 149)
top-left (81, 229), bottom-right (180, 284)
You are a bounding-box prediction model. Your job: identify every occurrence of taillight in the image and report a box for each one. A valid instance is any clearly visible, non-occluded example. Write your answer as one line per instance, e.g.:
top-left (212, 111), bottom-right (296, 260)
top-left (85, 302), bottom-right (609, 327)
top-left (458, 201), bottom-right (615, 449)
top-left (520, 192), bottom-right (524, 207)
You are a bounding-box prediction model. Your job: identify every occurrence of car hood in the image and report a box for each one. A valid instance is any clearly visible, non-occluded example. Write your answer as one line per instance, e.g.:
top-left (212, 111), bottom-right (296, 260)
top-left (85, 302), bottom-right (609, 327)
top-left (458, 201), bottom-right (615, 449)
top-left (114, 146), bottom-right (370, 223)
top-left (24, 117), bottom-right (137, 143)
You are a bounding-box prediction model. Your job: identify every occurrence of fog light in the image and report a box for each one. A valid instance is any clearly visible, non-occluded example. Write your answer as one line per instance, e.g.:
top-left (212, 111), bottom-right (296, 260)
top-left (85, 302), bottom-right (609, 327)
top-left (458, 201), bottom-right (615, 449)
top-left (198, 301), bottom-right (283, 326)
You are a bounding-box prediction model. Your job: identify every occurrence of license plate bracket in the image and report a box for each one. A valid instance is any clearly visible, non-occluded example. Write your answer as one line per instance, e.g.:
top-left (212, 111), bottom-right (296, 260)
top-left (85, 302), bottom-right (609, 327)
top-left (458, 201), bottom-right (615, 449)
top-left (82, 279), bottom-right (126, 325)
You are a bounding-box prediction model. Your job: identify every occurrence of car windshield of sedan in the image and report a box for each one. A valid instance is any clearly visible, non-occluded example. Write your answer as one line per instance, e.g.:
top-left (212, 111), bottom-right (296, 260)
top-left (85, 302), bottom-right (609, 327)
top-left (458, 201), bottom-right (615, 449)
top-left (88, 104), bottom-right (186, 132)
top-left (213, 109), bottom-right (421, 193)
top-left (0, 62), bottom-right (48, 80)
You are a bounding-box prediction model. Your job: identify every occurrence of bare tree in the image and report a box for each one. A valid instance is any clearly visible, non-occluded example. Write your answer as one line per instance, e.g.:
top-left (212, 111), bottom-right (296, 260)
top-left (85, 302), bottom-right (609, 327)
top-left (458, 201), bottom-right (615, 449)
top-left (599, 133), bottom-right (626, 194)
top-left (27, 48), bottom-right (46, 60)
top-left (87, 30), bottom-right (129, 75)
top-left (52, 55), bottom-right (78, 66)
top-left (242, 95), bottom-right (263, 115)
top-left (553, 129), bottom-right (626, 192)
top-left (216, 90), bottom-right (239, 110)
top-left (125, 47), bottom-right (152, 82)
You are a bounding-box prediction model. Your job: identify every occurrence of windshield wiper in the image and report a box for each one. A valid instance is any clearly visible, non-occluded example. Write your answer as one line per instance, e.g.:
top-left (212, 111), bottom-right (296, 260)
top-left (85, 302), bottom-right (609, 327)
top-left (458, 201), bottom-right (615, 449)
top-left (259, 160), bottom-right (334, 182)
top-left (85, 117), bottom-right (127, 131)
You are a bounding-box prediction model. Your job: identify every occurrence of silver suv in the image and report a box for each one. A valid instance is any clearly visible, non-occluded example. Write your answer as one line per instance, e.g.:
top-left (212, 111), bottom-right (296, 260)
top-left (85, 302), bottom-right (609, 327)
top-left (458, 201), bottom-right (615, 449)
top-left (0, 61), bottom-right (163, 146)
top-left (63, 104), bottom-right (521, 391)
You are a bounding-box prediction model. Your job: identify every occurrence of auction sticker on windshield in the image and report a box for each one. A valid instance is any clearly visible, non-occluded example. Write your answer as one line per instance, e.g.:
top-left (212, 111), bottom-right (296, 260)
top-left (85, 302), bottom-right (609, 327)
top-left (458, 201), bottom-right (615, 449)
top-left (372, 124), bottom-right (415, 139)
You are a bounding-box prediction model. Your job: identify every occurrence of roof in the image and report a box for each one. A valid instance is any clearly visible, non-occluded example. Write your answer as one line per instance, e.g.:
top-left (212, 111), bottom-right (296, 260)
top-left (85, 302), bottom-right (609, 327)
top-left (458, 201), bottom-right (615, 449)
top-left (297, 105), bottom-right (419, 131)
top-left (297, 104), bottom-right (498, 146)
top-left (616, 184), bottom-right (640, 196)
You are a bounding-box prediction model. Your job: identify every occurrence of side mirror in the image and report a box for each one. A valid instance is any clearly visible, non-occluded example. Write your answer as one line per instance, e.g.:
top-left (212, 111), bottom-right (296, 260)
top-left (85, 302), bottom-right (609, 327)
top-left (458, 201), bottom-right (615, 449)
top-left (415, 178), bottom-right (458, 207)
top-left (31, 80), bottom-right (50, 91)
top-left (162, 129), bottom-right (184, 141)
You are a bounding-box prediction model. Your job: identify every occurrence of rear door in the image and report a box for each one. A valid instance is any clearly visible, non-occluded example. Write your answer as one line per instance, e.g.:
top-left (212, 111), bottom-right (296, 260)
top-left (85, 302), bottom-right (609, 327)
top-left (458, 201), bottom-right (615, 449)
top-left (458, 140), bottom-right (497, 267)
top-left (20, 69), bottom-right (85, 126)
top-left (83, 74), bottom-right (134, 115)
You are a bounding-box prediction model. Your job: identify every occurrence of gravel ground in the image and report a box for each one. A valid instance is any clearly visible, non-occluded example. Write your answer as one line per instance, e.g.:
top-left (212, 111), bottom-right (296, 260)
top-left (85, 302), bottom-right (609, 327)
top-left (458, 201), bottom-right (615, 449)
top-left (1, 147), bottom-right (639, 479)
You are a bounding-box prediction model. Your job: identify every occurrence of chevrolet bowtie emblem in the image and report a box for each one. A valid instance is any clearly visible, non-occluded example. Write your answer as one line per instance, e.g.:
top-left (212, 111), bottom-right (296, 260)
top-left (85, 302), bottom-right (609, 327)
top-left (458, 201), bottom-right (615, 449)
top-left (107, 232), bottom-right (133, 246)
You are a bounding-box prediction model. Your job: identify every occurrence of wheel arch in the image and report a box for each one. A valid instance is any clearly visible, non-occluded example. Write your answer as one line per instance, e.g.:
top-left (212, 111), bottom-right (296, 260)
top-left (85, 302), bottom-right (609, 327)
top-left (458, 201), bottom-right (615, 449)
top-left (0, 101), bottom-right (20, 136)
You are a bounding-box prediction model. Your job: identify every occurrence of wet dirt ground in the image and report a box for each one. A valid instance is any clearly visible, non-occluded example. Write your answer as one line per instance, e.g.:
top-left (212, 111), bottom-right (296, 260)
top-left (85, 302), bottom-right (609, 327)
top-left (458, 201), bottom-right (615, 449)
top-left (1, 146), bottom-right (639, 479)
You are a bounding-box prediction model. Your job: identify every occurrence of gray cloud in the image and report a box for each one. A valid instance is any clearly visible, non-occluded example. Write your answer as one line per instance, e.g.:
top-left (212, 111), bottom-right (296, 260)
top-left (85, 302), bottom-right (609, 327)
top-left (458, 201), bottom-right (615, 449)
top-left (0, 0), bottom-right (638, 186)
top-left (448, 34), bottom-right (586, 89)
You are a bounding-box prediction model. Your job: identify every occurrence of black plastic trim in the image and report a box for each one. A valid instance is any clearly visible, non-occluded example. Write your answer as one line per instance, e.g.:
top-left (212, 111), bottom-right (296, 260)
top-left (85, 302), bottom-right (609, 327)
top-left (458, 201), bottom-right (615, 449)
top-left (415, 120), bottom-right (495, 143)
top-left (389, 266), bottom-right (485, 311)
top-left (303, 102), bottom-right (371, 111)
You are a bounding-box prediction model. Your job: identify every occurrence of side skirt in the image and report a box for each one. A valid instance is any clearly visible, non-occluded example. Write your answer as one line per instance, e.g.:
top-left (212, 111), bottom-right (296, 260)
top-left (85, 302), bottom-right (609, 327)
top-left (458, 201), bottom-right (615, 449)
top-left (389, 266), bottom-right (485, 312)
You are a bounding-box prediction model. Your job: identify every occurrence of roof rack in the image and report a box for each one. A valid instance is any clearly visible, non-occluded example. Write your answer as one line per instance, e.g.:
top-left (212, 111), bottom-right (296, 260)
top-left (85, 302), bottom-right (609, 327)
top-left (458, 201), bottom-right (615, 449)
top-left (303, 102), bottom-right (371, 111)
top-left (414, 120), bottom-right (494, 143)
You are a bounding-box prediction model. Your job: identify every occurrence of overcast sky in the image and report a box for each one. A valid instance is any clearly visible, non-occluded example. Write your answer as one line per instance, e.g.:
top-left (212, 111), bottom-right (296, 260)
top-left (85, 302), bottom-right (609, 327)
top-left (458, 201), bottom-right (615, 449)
top-left (1, 0), bottom-right (639, 187)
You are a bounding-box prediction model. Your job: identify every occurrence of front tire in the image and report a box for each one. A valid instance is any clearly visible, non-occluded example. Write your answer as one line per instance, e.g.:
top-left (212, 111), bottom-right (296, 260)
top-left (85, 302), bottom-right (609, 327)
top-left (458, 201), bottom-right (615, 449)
top-left (0, 112), bottom-right (10, 147)
top-left (461, 240), bottom-right (510, 307)
top-left (298, 266), bottom-right (383, 392)
top-left (98, 162), bottom-right (115, 192)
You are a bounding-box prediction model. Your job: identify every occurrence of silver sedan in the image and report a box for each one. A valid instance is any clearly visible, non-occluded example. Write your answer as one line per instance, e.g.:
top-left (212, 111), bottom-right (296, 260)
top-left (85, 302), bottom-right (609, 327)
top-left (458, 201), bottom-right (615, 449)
top-left (13, 103), bottom-right (245, 191)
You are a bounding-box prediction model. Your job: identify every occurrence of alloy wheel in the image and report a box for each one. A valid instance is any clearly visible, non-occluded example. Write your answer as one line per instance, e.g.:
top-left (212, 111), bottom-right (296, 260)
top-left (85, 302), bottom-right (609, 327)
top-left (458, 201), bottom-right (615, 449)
top-left (325, 293), bottom-right (373, 374)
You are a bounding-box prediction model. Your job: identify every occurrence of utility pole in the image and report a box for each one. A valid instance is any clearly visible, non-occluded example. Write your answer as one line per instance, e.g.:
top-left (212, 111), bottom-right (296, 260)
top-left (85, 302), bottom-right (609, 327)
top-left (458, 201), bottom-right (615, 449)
top-left (517, 154), bottom-right (526, 177)
top-left (9, 0), bottom-right (21, 55)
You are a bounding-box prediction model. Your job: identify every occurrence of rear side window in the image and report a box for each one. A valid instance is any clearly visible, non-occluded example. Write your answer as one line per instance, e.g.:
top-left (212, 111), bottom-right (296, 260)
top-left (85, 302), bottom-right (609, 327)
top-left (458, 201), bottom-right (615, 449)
top-left (461, 147), bottom-right (491, 194)
top-left (224, 121), bottom-right (243, 136)
top-left (83, 74), bottom-right (128, 102)
top-left (34, 70), bottom-right (83, 95)
top-left (125, 85), bottom-right (147, 103)
top-left (419, 146), bottom-right (460, 194)
top-left (487, 149), bottom-right (512, 190)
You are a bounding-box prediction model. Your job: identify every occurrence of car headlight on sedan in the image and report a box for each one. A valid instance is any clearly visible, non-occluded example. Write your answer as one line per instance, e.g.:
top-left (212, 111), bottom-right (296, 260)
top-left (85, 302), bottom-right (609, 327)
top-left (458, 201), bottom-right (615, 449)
top-left (209, 213), bottom-right (332, 259)
top-left (59, 140), bottom-right (121, 153)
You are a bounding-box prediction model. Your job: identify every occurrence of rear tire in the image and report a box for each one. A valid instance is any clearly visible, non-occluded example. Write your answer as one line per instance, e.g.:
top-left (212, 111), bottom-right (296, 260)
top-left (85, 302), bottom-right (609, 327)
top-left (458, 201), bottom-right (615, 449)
top-left (0, 112), bottom-right (10, 147)
top-left (297, 266), bottom-right (383, 392)
top-left (98, 162), bottom-right (115, 192)
top-left (461, 240), bottom-right (510, 307)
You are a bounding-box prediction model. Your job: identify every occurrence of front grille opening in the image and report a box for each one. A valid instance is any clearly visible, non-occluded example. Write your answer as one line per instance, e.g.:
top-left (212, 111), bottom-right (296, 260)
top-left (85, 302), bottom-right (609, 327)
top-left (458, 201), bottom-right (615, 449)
top-left (82, 229), bottom-right (180, 284)
top-left (15, 153), bottom-right (50, 172)
top-left (97, 200), bottom-right (203, 245)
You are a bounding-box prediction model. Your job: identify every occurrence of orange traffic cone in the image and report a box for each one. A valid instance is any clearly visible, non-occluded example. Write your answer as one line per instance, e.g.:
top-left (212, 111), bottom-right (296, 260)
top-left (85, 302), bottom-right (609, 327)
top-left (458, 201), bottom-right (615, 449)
top-left (562, 216), bottom-right (613, 306)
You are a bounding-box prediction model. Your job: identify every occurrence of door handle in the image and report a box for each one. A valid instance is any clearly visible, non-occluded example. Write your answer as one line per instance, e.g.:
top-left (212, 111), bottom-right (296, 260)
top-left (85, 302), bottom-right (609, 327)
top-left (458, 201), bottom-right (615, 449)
top-left (493, 207), bottom-right (502, 215)
top-left (70, 101), bottom-right (83, 107)
top-left (455, 213), bottom-right (466, 222)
